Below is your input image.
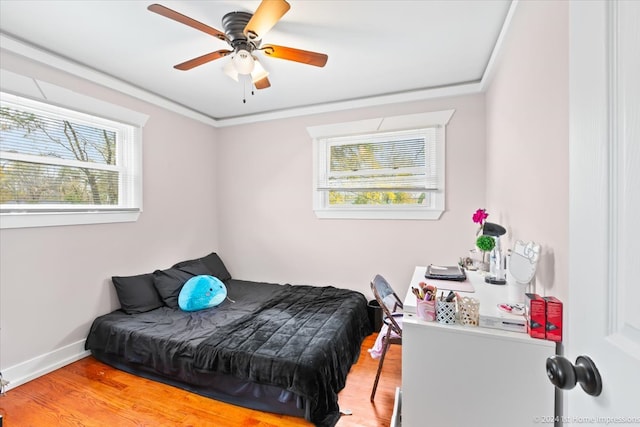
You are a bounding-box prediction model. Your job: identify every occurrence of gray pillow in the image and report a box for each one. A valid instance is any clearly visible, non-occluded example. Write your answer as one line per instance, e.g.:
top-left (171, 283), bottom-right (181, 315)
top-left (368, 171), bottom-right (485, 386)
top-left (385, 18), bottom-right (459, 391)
top-left (153, 260), bottom-right (212, 309)
top-left (112, 273), bottom-right (164, 314)
top-left (172, 252), bottom-right (232, 281)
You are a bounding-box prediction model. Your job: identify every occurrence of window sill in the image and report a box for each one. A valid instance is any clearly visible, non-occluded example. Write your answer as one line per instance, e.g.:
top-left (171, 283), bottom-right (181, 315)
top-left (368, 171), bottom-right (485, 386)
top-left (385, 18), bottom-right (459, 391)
top-left (0, 210), bottom-right (141, 229)
top-left (313, 208), bottom-right (444, 220)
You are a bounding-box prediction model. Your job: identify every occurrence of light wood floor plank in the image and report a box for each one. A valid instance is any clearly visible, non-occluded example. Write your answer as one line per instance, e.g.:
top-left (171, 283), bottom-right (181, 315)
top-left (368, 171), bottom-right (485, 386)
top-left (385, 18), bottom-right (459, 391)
top-left (0, 334), bottom-right (400, 426)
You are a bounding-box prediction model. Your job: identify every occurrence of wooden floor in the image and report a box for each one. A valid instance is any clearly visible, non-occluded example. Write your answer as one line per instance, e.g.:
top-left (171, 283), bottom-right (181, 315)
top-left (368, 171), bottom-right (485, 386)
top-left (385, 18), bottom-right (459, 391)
top-left (0, 334), bottom-right (400, 427)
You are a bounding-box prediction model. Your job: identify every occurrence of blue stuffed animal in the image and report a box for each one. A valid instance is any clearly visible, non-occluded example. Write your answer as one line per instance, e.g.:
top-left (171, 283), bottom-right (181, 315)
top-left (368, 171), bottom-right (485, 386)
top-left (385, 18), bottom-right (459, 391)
top-left (178, 275), bottom-right (227, 312)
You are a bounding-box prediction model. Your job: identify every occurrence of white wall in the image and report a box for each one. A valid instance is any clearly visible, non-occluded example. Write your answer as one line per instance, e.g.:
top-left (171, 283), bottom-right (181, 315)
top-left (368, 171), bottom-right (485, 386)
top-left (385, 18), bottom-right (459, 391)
top-left (0, 51), bottom-right (220, 384)
top-left (216, 94), bottom-right (486, 299)
top-left (485, 0), bottom-right (569, 301)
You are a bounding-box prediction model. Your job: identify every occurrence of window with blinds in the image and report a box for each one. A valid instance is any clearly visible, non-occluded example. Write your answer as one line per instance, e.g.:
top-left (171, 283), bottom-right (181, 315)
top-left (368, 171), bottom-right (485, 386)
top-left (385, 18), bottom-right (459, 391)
top-left (309, 110), bottom-right (453, 219)
top-left (1, 91), bottom-right (142, 226)
top-left (319, 128), bottom-right (437, 206)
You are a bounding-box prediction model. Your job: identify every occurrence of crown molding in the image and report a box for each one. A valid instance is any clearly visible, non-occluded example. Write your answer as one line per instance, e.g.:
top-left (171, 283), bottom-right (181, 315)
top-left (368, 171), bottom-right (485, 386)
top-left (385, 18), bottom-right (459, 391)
top-left (479, 0), bottom-right (519, 91)
top-left (0, 33), bottom-right (218, 127)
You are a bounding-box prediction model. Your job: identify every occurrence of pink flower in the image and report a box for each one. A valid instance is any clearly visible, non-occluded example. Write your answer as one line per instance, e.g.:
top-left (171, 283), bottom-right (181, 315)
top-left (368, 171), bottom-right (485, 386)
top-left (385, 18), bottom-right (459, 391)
top-left (472, 209), bottom-right (489, 225)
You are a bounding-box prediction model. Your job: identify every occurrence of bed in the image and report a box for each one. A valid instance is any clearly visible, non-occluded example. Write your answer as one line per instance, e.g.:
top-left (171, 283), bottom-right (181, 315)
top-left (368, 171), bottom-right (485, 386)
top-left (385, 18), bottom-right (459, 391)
top-left (85, 253), bottom-right (371, 427)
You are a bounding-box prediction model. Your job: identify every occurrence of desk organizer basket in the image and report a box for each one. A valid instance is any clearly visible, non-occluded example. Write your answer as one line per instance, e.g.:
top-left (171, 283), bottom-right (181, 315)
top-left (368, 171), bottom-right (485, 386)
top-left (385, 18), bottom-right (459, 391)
top-left (458, 297), bottom-right (480, 326)
top-left (436, 300), bottom-right (456, 324)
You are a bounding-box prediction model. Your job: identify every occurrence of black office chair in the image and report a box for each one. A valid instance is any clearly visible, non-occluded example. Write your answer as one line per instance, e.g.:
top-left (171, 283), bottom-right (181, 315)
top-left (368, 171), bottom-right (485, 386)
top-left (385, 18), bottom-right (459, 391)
top-left (370, 274), bottom-right (403, 402)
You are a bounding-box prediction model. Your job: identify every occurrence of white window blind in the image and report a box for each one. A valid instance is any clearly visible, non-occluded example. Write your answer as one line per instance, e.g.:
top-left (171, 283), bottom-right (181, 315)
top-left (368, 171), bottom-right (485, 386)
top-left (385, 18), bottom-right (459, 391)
top-left (308, 109), bottom-right (453, 220)
top-left (1, 93), bottom-right (138, 212)
top-left (319, 128), bottom-right (437, 193)
top-left (0, 87), bottom-right (144, 228)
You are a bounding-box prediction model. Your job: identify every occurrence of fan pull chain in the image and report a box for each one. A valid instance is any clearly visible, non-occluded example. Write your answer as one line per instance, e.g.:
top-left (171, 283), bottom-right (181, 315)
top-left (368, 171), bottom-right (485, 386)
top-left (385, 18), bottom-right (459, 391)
top-left (241, 76), bottom-right (256, 104)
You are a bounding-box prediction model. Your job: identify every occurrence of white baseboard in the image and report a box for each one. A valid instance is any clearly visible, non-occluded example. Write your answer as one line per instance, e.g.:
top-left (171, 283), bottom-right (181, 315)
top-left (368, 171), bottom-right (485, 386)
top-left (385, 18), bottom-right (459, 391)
top-left (1, 339), bottom-right (90, 391)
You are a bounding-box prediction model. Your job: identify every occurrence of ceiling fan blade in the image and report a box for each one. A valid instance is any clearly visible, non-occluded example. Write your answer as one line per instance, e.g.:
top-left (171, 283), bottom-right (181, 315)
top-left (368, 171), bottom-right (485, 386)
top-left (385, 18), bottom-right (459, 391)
top-left (174, 50), bottom-right (233, 70)
top-left (254, 76), bottom-right (271, 90)
top-left (243, 0), bottom-right (291, 40)
top-left (148, 4), bottom-right (229, 42)
top-left (262, 45), bottom-right (328, 67)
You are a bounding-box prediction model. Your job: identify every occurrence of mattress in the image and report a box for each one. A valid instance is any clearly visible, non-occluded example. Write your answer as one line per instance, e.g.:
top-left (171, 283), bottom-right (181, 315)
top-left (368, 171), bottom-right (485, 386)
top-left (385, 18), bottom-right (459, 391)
top-left (86, 279), bottom-right (371, 426)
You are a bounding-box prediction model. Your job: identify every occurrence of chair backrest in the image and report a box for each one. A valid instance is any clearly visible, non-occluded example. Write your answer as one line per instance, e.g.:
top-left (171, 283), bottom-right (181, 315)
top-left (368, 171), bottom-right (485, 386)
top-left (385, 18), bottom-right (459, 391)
top-left (371, 274), bottom-right (403, 335)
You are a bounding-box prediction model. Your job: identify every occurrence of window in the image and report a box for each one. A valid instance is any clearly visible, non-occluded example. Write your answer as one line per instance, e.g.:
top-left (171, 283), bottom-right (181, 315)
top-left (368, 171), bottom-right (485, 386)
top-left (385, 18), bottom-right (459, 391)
top-left (308, 110), bottom-right (454, 220)
top-left (0, 76), bottom-right (146, 229)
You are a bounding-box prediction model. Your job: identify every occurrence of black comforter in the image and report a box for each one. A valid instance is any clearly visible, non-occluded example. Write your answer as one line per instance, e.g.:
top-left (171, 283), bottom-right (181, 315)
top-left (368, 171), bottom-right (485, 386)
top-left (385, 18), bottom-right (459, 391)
top-left (85, 279), bottom-right (371, 426)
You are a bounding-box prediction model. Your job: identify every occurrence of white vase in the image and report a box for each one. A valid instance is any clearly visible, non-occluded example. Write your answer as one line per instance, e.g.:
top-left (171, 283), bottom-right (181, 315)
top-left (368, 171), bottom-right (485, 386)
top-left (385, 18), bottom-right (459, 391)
top-left (479, 250), bottom-right (490, 272)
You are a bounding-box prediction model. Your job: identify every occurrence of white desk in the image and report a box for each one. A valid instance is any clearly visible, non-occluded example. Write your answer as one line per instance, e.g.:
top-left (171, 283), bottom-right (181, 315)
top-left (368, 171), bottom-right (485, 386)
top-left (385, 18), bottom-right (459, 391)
top-left (399, 267), bottom-right (556, 427)
top-left (404, 266), bottom-right (528, 332)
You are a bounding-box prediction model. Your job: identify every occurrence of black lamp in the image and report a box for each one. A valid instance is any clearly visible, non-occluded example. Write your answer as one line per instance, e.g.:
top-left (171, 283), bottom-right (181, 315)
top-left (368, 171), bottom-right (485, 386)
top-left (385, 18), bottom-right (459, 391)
top-left (482, 222), bottom-right (506, 237)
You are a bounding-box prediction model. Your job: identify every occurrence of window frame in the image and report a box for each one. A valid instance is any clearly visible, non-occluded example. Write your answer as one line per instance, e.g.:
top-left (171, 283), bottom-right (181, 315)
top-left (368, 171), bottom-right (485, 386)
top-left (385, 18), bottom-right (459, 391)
top-left (308, 109), bottom-right (454, 220)
top-left (0, 70), bottom-right (147, 229)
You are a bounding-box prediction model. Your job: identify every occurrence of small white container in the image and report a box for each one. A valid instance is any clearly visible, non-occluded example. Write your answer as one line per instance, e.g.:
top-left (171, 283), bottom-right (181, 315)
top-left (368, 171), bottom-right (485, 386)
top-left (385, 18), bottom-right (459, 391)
top-left (436, 300), bottom-right (456, 324)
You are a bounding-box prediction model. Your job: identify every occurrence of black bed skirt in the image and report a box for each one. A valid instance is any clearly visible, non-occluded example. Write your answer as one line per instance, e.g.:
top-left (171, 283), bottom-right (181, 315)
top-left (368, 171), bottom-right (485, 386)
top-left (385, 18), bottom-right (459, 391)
top-left (91, 350), bottom-right (309, 420)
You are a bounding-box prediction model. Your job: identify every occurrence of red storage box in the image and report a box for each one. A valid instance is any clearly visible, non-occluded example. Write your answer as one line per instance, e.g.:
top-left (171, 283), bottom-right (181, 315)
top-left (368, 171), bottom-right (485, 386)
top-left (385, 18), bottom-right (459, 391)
top-left (525, 293), bottom-right (546, 339)
top-left (544, 296), bottom-right (563, 342)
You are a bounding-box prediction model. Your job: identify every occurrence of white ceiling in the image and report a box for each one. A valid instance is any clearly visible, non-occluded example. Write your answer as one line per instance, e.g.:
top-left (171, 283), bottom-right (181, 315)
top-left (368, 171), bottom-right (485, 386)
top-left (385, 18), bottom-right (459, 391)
top-left (0, 0), bottom-right (512, 124)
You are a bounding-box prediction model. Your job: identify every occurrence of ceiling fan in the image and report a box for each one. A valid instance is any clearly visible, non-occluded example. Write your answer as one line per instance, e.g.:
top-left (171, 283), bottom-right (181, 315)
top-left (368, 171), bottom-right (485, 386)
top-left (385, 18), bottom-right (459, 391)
top-left (148, 0), bottom-right (328, 91)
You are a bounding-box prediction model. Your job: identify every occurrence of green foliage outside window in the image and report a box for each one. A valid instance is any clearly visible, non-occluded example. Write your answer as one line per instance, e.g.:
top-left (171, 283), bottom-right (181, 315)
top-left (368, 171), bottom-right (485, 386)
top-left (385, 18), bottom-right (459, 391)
top-left (327, 137), bottom-right (428, 206)
top-left (0, 106), bottom-right (118, 205)
top-left (329, 190), bottom-right (426, 205)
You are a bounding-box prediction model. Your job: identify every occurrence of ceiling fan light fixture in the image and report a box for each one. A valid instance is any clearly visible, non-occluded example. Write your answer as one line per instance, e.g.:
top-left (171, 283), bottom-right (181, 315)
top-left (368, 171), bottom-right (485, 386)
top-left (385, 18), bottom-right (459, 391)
top-left (232, 49), bottom-right (255, 75)
top-left (223, 60), bottom-right (239, 82)
top-left (250, 58), bottom-right (269, 83)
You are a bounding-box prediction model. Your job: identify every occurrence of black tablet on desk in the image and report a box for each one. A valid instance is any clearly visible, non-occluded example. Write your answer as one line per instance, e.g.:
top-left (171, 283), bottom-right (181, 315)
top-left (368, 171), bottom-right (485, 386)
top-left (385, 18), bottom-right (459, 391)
top-left (424, 264), bottom-right (467, 281)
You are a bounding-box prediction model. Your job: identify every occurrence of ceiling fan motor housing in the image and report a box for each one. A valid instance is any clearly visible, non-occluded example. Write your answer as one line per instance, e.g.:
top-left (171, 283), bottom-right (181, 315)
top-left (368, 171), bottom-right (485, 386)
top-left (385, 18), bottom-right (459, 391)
top-left (222, 11), bottom-right (260, 52)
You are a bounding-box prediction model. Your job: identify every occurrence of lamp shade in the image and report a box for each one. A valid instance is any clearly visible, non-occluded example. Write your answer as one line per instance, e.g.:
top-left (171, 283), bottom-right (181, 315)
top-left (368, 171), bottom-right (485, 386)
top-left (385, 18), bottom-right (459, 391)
top-left (250, 57), bottom-right (269, 83)
top-left (223, 60), bottom-right (239, 81)
top-left (232, 49), bottom-right (255, 74)
top-left (482, 222), bottom-right (507, 237)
